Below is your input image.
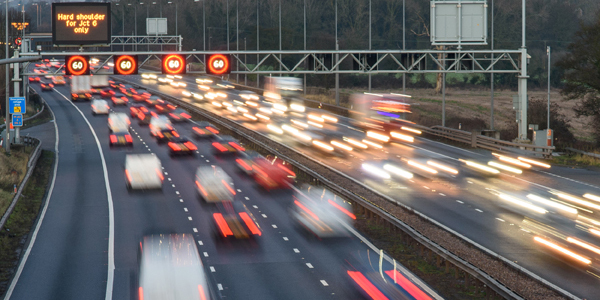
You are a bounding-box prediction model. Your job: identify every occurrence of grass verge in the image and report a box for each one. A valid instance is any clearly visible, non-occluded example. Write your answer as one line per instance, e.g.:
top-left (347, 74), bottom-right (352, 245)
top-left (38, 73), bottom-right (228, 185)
top-left (21, 104), bottom-right (52, 130)
top-left (0, 145), bottom-right (34, 217)
top-left (0, 150), bottom-right (54, 296)
top-left (551, 153), bottom-right (600, 168)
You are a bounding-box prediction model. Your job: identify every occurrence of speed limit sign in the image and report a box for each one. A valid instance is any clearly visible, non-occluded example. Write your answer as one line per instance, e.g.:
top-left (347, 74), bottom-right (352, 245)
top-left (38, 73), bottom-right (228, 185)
top-left (65, 55), bottom-right (90, 76)
top-left (206, 54), bottom-right (231, 75)
top-left (114, 55), bottom-right (138, 75)
top-left (161, 54), bottom-right (186, 75)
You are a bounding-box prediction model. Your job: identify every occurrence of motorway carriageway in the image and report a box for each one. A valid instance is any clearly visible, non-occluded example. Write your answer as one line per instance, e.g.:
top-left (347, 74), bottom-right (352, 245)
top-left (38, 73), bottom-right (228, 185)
top-left (125, 73), bottom-right (600, 299)
top-left (4, 78), bottom-right (440, 300)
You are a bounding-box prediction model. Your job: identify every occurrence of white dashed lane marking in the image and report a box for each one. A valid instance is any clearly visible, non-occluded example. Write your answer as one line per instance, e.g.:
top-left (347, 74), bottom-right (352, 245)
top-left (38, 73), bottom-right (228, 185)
top-left (198, 240), bottom-right (203, 245)
top-left (193, 228), bottom-right (198, 233)
top-left (293, 248), bottom-right (300, 253)
top-left (306, 263), bottom-right (314, 269)
top-left (176, 191), bottom-right (180, 195)
top-left (475, 209), bottom-right (483, 213)
top-left (261, 214), bottom-right (268, 218)
top-left (283, 237), bottom-right (289, 241)
top-left (456, 200), bottom-right (464, 204)
top-left (203, 252), bottom-right (209, 257)
top-left (245, 197), bottom-right (250, 200)
top-left (179, 199), bottom-right (184, 202)
top-left (172, 184), bottom-right (176, 187)
top-left (496, 218), bottom-right (505, 222)
top-left (252, 205), bottom-right (258, 209)
top-left (217, 284), bottom-right (223, 291)
top-left (188, 217), bottom-right (193, 221)
top-left (167, 178), bottom-right (172, 181)
top-left (210, 266), bottom-right (216, 272)
top-left (320, 280), bottom-right (329, 286)
top-left (184, 208), bottom-right (188, 212)
top-left (272, 224), bottom-right (277, 228)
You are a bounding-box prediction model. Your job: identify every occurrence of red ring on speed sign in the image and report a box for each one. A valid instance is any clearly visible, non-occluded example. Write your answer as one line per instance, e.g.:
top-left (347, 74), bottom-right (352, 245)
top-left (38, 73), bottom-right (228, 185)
top-left (66, 56), bottom-right (89, 76)
top-left (163, 54), bottom-right (185, 74)
top-left (207, 54), bottom-right (229, 75)
top-left (115, 55), bottom-right (137, 75)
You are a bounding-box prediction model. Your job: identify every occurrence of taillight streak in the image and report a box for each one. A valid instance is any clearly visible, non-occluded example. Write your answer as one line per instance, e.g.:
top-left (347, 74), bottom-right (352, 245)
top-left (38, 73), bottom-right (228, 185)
top-left (110, 135), bottom-right (117, 143)
top-left (239, 212), bottom-right (261, 236)
top-left (294, 200), bottom-right (319, 220)
top-left (222, 179), bottom-right (236, 195)
top-left (229, 142), bottom-right (245, 151)
top-left (195, 180), bottom-right (208, 196)
top-left (155, 169), bottom-right (164, 181)
top-left (206, 126), bottom-right (219, 134)
top-left (236, 159), bottom-right (252, 171)
top-left (384, 270), bottom-right (432, 300)
top-left (214, 213), bottom-right (233, 237)
top-left (347, 271), bottom-right (389, 300)
top-left (184, 142), bottom-right (197, 150)
top-left (168, 142), bottom-right (181, 151)
top-left (212, 142), bottom-right (228, 152)
top-left (328, 200), bottom-right (356, 220)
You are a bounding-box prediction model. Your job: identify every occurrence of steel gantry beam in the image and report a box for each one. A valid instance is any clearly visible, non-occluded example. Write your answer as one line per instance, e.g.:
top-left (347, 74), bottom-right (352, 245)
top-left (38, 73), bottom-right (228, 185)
top-left (20, 50), bottom-right (523, 75)
top-left (110, 35), bottom-right (182, 46)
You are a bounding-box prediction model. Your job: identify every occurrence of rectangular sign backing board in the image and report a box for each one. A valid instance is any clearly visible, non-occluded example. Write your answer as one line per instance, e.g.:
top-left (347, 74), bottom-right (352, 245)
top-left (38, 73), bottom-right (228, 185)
top-left (12, 114), bottom-right (22, 127)
top-left (52, 2), bottom-right (111, 46)
top-left (9, 97), bottom-right (25, 114)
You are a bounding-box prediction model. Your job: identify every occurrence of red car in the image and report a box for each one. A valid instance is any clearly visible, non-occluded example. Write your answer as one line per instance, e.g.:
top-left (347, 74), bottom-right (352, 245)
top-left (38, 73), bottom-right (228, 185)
top-left (109, 131), bottom-right (133, 147)
top-left (251, 157), bottom-right (295, 190)
top-left (100, 88), bottom-right (116, 98)
top-left (111, 94), bottom-right (129, 106)
top-left (130, 104), bottom-right (149, 118)
top-left (167, 137), bottom-right (197, 156)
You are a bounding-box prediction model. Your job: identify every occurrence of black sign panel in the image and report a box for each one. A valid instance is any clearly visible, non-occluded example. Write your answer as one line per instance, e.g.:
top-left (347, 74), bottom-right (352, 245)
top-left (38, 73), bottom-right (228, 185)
top-left (52, 2), bottom-right (111, 46)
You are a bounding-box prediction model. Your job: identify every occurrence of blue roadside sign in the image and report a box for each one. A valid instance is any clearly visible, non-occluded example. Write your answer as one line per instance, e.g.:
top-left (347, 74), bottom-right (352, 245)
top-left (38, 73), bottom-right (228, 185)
top-left (9, 97), bottom-right (26, 114)
top-left (12, 114), bottom-right (23, 127)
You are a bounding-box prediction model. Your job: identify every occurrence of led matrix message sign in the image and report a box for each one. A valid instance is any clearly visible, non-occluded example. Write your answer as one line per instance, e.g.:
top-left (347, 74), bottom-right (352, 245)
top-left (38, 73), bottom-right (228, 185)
top-left (52, 3), bottom-right (111, 46)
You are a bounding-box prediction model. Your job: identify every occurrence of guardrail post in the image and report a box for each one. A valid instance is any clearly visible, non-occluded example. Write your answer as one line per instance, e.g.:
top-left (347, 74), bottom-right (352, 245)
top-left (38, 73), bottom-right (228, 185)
top-left (471, 130), bottom-right (478, 148)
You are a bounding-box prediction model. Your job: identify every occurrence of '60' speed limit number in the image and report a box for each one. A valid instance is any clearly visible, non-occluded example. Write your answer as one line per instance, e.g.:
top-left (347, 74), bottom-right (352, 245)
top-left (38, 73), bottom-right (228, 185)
top-left (114, 55), bottom-right (139, 75)
top-left (162, 54), bottom-right (186, 75)
top-left (65, 55), bottom-right (90, 76)
top-left (206, 54), bottom-right (231, 75)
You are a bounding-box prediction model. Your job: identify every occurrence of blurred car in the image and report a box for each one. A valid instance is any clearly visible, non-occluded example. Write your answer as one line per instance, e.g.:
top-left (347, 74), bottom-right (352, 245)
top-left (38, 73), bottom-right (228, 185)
top-left (235, 150), bottom-right (264, 175)
top-left (212, 135), bottom-right (245, 155)
top-left (52, 76), bottom-right (66, 85)
top-left (196, 76), bottom-right (214, 84)
top-left (91, 99), bottom-right (110, 115)
top-left (100, 88), bottom-right (116, 98)
top-left (155, 103), bottom-right (177, 115)
top-left (108, 112), bottom-right (131, 132)
top-left (149, 116), bottom-right (173, 136)
top-left (141, 73), bottom-right (158, 80)
top-left (132, 89), bottom-right (151, 102)
top-left (137, 110), bottom-right (156, 125)
top-left (155, 129), bottom-right (180, 144)
top-left (40, 81), bottom-right (54, 91)
top-left (119, 84), bottom-right (135, 97)
top-left (137, 234), bottom-right (212, 300)
top-left (290, 184), bottom-right (355, 238)
top-left (158, 77), bottom-right (173, 85)
top-left (28, 76), bottom-right (41, 83)
top-left (214, 80), bottom-right (235, 89)
top-left (192, 121), bottom-right (219, 139)
top-left (111, 93), bottom-right (129, 106)
top-left (109, 81), bottom-right (120, 89)
top-left (251, 156), bottom-right (295, 190)
top-left (109, 131), bottom-right (133, 147)
top-left (195, 165), bottom-right (236, 203)
top-left (125, 154), bottom-right (163, 190)
top-left (145, 95), bottom-right (163, 107)
top-left (130, 104), bottom-right (149, 118)
top-left (238, 90), bottom-right (260, 101)
top-left (167, 108), bottom-right (192, 123)
top-left (169, 80), bottom-right (187, 88)
top-left (212, 201), bottom-right (262, 241)
top-left (167, 137), bottom-right (197, 156)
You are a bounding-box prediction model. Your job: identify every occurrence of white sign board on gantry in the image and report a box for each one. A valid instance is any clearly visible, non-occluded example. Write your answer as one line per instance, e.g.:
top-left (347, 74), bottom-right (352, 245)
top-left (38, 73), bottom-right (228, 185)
top-left (430, 0), bottom-right (487, 46)
top-left (146, 18), bottom-right (168, 35)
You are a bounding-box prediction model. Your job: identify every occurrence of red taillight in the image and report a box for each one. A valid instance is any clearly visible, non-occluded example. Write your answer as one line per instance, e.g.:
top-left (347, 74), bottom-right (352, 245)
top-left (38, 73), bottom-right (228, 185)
top-left (222, 179), bottom-right (236, 195)
top-left (193, 127), bottom-right (205, 135)
top-left (137, 112), bottom-right (145, 120)
top-left (206, 126), bottom-right (219, 134)
top-left (168, 142), bottom-right (181, 151)
top-left (41, 84), bottom-right (45, 87)
top-left (49, 84), bottom-right (54, 87)
top-left (172, 131), bottom-right (180, 137)
top-left (157, 132), bottom-right (164, 138)
top-left (91, 105), bottom-right (96, 109)
top-left (125, 169), bottom-right (132, 183)
top-left (150, 111), bottom-right (158, 118)
top-left (139, 287), bottom-right (144, 300)
top-left (167, 104), bottom-right (176, 109)
top-left (125, 135), bottom-right (133, 143)
top-left (214, 213), bottom-right (233, 237)
top-left (85, 93), bottom-right (91, 97)
top-left (110, 90), bottom-right (115, 95)
top-left (110, 135), bottom-right (117, 143)
top-left (239, 212), bottom-right (261, 236)
top-left (347, 271), bottom-right (389, 300)
top-left (328, 200), bottom-right (356, 220)
top-left (156, 169), bottom-right (164, 181)
top-left (181, 113), bottom-right (191, 119)
top-left (236, 159), bottom-right (252, 171)
top-left (122, 97), bottom-right (128, 101)
top-left (198, 285), bottom-right (207, 300)
top-left (294, 200), bottom-right (319, 220)
top-left (141, 107), bottom-right (148, 113)
top-left (384, 270), bottom-right (433, 300)
top-left (169, 113), bottom-right (180, 120)
top-left (195, 180), bottom-right (208, 196)
top-left (229, 142), bottom-right (245, 152)
top-left (156, 105), bottom-right (163, 111)
top-left (212, 142), bottom-right (228, 152)
top-left (105, 105), bottom-right (110, 109)
top-left (277, 164), bottom-right (295, 177)
top-left (72, 93), bottom-right (78, 98)
top-left (184, 141), bottom-right (197, 151)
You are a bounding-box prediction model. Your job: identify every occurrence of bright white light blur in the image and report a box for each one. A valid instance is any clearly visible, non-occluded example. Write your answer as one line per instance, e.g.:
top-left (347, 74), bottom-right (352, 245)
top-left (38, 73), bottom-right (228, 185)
top-left (534, 237), bottom-right (591, 264)
top-left (346, 138), bottom-right (368, 149)
top-left (494, 155), bottom-right (532, 168)
top-left (584, 194), bottom-right (600, 203)
top-left (107, 62), bottom-right (115, 67)
top-left (518, 157), bottom-right (551, 168)
top-left (256, 113), bottom-right (271, 121)
top-left (272, 109), bottom-right (285, 115)
top-left (205, 93), bottom-right (216, 100)
top-left (182, 90), bottom-right (192, 97)
top-left (312, 140), bottom-right (334, 152)
top-left (321, 114), bottom-right (338, 123)
top-left (149, 74), bottom-right (157, 79)
top-left (196, 78), bottom-right (213, 84)
top-left (290, 103), bottom-right (306, 112)
top-left (174, 75), bottom-right (183, 79)
top-left (217, 92), bottom-right (227, 98)
top-left (246, 101), bottom-right (258, 107)
top-left (211, 101), bottom-right (223, 107)
top-left (267, 124), bottom-right (284, 134)
top-left (488, 161), bottom-right (523, 174)
top-left (331, 140), bottom-right (353, 152)
top-left (407, 160), bottom-right (438, 174)
top-left (366, 131), bottom-right (390, 142)
top-left (243, 113), bottom-right (258, 121)
top-left (169, 81), bottom-right (178, 87)
top-left (178, 82), bottom-right (187, 87)
top-left (556, 193), bottom-right (600, 210)
top-left (364, 92), bottom-right (383, 97)
top-left (226, 107), bottom-right (238, 113)
top-left (282, 125), bottom-right (299, 134)
top-left (567, 237), bottom-right (600, 255)
top-left (499, 194), bottom-right (547, 214)
top-left (293, 131), bottom-right (312, 141)
top-left (258, 107), bottom-right (273, 115)
top-left (426, 161), bottom-right (458, 175)
top-left (401, 126), bottom-right (421, 134)
top-left (167, 75), bottom-right (174, 79)
top-left (291, 119), bottom-right (308, 128)
top-left (361, 163), bottom-right (391, 179)
top-left (362, 139), bottom-right (383, 149)
top-left (590, 228), bottom-right (600, 236)
top-left (390, 93), bottom-right (412, 98)
top-left (273, 103), bottom-right (288, 111)
top-left (464, 160), bottom-right (500, 174)
top-left (198, 84), bottom-right (211, 91)
top-left (390, 131), bottom-right (414, 143)
top-left (141, 74), bottom-right (151, 79)
top-left (526, 194), bottom-right (578, 214)
top-left (222, 101), bottom-right (233, 107)
top-left (237, 107), bottom-right (249, 113)
top-left (383, 164), bottom-right (413, 179)
top-left (307, 121), bottom-right (324, 128)
top-left (308, 114), bottom-right (325, 123)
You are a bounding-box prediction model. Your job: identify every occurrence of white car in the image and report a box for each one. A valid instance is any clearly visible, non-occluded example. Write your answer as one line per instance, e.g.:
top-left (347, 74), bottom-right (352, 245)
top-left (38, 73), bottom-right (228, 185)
top-left (149, 115), bottom-right (173, 137)
top-left (125, 154), bottom-right (163, 190)
top-left (108, 112), bottom-right (131, 133)
top-left (91, 99), bottom-right (110, 115)
top-left (138, 234), bottom-right (212, 300)
top-left (195, 166), bottom-right (235, 203)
